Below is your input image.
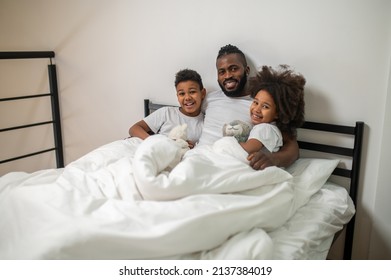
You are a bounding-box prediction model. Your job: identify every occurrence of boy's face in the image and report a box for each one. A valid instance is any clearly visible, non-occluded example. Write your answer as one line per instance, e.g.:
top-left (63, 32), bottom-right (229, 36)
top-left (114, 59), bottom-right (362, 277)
top-left (176, 81), bottom-right (206, 117)
top-left (250, 90), bottom-right (278, 125)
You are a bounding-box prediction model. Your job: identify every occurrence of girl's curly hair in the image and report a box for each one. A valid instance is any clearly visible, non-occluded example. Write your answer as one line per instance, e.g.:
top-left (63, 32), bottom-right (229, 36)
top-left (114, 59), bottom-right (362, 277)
top-left (248, 65), bottom-right (306, 138)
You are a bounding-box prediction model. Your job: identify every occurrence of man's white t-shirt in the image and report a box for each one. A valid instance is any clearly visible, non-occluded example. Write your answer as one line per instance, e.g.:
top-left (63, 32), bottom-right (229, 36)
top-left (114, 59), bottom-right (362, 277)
top-left (143, 107), bottom-right (204, 143)
top-left (198, 90), bottom-right (253, 146)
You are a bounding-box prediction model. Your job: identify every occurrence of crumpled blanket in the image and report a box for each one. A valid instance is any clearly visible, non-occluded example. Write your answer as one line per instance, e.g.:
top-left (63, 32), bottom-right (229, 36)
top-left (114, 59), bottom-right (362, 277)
top-left (0, 136), bottom-right (342, 259)
top-left (133, 135), bottom-right (292, 200)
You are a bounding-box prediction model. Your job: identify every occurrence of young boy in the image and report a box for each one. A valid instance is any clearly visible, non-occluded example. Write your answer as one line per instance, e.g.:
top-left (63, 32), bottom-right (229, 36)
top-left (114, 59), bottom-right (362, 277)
top-left (129, 69), bottom-right (206, 148)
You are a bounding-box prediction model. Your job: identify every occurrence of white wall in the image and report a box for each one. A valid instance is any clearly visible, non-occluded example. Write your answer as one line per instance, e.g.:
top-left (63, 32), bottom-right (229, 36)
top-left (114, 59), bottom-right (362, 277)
top-left (368, 47), bottom-right (391, 259)
top-left (1, 0), bottom-right (390, 259)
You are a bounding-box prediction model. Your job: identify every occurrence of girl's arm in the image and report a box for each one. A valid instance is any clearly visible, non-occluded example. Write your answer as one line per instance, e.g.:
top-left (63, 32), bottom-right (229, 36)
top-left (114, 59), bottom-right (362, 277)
top-left (240, 138), bottom-right (264, 154)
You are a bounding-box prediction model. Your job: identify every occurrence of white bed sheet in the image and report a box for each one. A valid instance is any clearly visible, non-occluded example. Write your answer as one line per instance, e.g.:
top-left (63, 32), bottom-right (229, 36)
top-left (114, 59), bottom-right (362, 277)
top-left (270, 182), bottom-right (355, 259)
top-left (0, 137), bottom-right (354, 259)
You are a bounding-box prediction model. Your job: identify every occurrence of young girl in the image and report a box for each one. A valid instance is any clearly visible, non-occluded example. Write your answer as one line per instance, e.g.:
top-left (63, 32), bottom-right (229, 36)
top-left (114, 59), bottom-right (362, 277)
top-left (216, 64), bottom-right (305, 163)
top-left (240, 64), bottom-right (305, 156)
top-left (129, 69), bottom-right (206, 148)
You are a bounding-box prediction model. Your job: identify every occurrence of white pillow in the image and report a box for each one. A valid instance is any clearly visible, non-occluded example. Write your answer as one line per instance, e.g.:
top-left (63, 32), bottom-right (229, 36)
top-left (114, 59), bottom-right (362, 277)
top-left (286, 158), bottom-right (340, 210)
top-left (269, 182), bottom-right (355, 260)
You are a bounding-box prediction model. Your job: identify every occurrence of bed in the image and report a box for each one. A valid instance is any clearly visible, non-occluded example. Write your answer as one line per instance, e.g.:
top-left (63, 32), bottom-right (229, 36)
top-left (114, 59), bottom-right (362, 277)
top-left (143, 99), bottom-right (364, 260)
top-left (0, 54), bottom-right (364, 260)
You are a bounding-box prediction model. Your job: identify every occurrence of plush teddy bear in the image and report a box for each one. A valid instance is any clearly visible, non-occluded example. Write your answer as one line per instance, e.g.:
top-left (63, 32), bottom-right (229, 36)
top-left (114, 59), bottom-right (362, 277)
top-left (167, 124), bottom-right (190, 170)
top-left (168, 123), bottom-right (189, 148)
top-left (222, 120), bottom-right (252, 143)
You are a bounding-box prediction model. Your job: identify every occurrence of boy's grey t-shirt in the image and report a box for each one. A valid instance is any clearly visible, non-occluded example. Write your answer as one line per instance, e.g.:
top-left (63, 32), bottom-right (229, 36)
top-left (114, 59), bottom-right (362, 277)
top-left (143, 106), bottom-right (204, 143)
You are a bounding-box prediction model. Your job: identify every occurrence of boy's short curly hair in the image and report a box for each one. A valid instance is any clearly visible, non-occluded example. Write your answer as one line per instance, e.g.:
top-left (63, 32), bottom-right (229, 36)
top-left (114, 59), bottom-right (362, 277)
top-left (248, 65), bottom-right (306, 138)
top-left (175, 69), bottom-right (204, 90)
top-left (217, 44), bottom-right (247, 67)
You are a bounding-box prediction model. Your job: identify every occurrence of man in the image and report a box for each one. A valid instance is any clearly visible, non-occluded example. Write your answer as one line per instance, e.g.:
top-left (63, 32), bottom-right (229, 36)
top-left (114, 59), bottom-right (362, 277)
top-left (197, 44), bottom-right (299, 170)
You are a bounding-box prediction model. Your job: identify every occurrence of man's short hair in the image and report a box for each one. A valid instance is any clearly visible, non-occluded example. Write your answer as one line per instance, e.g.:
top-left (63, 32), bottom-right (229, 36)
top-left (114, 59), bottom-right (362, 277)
top-left (217, 44), bottom-right (247, 67)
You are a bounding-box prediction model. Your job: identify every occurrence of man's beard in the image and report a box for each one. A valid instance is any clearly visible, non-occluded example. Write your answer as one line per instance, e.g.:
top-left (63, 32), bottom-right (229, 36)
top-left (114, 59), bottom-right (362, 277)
top-left (219, 72), bottom-right (248, 97)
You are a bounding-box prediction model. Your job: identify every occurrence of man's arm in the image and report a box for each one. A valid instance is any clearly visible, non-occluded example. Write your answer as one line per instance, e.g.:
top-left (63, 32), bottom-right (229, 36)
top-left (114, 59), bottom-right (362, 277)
top-left (248, 135), bottom-right (299, 170)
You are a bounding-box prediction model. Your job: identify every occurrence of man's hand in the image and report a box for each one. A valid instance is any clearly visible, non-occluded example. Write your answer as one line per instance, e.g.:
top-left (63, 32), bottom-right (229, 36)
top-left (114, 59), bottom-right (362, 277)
top-left (248, 135), bottom-right (299, 170)
top-left (186, 140), bottom-right (195, 149)
top-left (248, 150), bottom-right (277, 170)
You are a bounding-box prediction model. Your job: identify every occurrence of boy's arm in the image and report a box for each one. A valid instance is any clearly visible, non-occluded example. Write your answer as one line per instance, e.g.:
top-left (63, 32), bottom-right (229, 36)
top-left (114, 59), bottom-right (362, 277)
top-left (128, 120), bottom-right (153, 140)
top-left (248, 135), bottom-right (299, 170)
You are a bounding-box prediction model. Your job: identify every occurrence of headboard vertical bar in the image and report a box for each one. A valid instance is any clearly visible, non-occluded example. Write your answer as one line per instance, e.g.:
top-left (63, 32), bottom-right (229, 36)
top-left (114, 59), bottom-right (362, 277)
top-left (343, 121), bottom-right (364, 259)
top-left (48, 63), bottom-right (64, 168)
top-left (349, 122), bottom-right (364, 207)
top-left (144, 99), bottom-right (150, 117)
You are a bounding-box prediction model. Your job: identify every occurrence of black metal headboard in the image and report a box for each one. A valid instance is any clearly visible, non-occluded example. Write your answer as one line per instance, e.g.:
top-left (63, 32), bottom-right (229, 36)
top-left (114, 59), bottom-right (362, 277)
top-left (0, 51), bottom-right (64, 169)
top-left (144, 98), bottom-right (364, 260)
top-left (298, 121), bottom-right (364, 260)
top-left (144, 98), bottom-right (177, 117)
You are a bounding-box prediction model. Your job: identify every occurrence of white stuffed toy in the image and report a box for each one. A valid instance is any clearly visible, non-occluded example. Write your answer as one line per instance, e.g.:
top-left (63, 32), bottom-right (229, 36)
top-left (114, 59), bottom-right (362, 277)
top-left (166, 124), bottom-right (190, 169)
top-left (168, 124), bottom-right (189, 148)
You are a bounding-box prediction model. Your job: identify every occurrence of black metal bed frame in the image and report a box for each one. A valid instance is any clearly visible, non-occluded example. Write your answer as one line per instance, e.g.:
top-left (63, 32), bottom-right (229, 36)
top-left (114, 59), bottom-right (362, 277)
top-left (298, 121), bottom-right (364, 260)
top-left (144, 98), bottom-right (364, 260)
top-left (0, 51), bottom-right (64, 168)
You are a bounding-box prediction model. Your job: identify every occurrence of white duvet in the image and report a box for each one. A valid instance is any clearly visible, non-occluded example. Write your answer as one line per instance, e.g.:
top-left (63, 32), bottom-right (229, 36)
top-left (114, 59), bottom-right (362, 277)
top-left (0, 136), bottom-right (354, 259)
